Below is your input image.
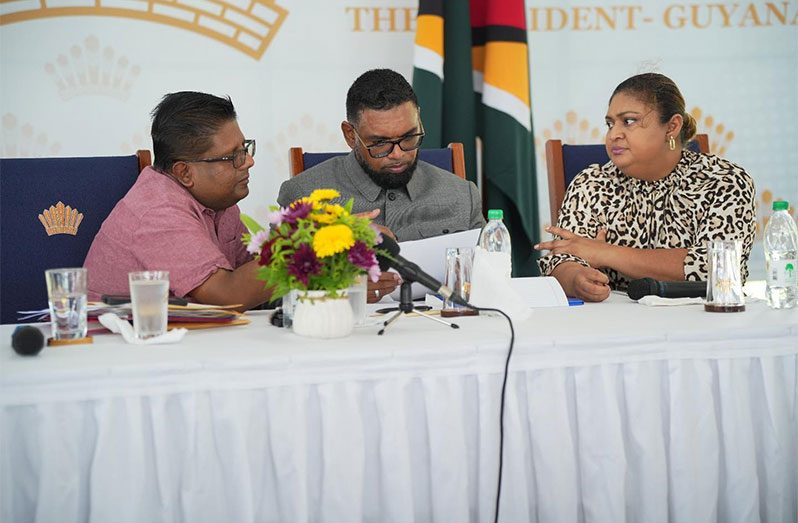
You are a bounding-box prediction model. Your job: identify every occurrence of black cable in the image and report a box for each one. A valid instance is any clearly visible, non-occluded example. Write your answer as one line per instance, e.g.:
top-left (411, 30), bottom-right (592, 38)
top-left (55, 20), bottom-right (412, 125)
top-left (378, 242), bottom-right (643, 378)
top-left (465, 305), bottom-right (515, 523)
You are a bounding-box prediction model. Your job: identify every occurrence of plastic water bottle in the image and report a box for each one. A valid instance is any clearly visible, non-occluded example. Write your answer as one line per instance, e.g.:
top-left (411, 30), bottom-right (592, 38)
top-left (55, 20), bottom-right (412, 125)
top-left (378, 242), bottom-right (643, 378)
top-left (478, 209), bottom-right (512, 277)
top-left (764, 200), bottom-right (798, 309)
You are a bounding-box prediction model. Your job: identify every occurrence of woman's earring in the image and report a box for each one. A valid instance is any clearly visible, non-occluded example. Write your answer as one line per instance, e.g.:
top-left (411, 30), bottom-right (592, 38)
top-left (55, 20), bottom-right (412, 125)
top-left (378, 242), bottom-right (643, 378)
top-left (668, 135), bottom-right (676, 151)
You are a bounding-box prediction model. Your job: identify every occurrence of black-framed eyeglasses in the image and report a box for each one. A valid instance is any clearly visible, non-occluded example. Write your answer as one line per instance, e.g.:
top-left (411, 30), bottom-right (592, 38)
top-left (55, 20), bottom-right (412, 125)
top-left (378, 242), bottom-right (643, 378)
top-left (178, 139), bottom-right (255, 169)
top-left (350, 125), bottom-right (425, 159)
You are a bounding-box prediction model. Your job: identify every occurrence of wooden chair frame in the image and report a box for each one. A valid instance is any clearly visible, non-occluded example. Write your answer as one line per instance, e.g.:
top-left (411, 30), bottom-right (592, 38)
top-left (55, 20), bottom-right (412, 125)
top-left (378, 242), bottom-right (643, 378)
top-left (288, 143), bottom-right (466, 179)
top-left (137, 149), bottom-right (152, 172)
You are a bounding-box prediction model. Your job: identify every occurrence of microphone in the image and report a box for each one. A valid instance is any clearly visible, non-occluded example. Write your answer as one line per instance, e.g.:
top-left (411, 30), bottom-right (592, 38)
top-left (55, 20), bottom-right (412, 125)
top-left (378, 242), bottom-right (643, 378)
top-left (11, 325), bottom-right (45, 356)
top-left (627, 277), bottom-right (707, 300)
top-left (376, 235), bottom-right (470, 307)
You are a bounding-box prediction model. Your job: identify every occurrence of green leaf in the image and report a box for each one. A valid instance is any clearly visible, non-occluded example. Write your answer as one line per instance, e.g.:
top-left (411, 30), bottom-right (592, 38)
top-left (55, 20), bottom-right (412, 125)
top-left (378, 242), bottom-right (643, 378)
top-left (240, 213), bottom-right (264, 234)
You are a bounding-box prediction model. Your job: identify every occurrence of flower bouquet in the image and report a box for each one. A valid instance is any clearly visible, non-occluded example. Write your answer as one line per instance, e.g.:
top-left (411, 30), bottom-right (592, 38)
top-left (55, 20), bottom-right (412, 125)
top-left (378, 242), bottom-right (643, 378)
top-left (242, 188), bottom-right (382, 312)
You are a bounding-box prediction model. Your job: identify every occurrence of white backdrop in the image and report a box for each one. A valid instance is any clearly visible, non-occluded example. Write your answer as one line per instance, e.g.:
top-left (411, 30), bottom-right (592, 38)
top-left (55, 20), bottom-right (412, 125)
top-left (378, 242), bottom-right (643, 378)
top-left (2, 0), bottom-right (796, 276)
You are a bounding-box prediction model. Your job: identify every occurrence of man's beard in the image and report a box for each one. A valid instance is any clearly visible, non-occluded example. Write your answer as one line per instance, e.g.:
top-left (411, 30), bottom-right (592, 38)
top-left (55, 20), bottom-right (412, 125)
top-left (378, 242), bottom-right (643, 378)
top-left (355, 149), bottom-right (418, 190)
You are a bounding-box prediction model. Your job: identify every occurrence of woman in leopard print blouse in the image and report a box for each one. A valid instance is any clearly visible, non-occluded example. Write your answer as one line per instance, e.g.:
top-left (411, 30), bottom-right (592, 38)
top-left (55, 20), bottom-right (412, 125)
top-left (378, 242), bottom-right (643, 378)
top-left (536, 73), bottom-right (756, 302)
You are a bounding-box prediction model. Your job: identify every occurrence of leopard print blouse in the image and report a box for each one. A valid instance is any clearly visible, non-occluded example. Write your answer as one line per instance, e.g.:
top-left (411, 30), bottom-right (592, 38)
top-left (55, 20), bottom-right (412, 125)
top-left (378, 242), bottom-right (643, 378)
top-left (538, 150), bottom-right (756, 289)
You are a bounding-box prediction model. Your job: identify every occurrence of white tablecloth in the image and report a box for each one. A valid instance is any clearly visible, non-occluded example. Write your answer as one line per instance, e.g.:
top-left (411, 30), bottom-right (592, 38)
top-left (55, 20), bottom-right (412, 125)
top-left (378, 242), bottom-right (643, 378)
top-left (2, 295), bottom-right (797, 523)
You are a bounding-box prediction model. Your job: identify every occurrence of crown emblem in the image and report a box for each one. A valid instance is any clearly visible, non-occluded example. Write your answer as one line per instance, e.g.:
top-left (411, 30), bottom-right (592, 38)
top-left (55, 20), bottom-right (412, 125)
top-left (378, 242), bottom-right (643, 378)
top-left (2, 1), bottom-right (288, 60)
top-left (38, 202), bottom-right (84, 236)
top-left (533, 110), bottom-right (604, 165)
top-left (689, 107), bottom-right (735, 156)
top-left (120, 128), bottom-right (151, 154)
top-left (44, 36), bottom-right (140, 101)
top-left (2, 113), bottom-right (62, 157)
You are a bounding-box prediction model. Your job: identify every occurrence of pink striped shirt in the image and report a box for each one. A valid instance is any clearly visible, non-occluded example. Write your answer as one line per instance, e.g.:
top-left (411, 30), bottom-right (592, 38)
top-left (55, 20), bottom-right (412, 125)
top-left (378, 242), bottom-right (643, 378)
top-left (84, 167), bottom-right (252, 300)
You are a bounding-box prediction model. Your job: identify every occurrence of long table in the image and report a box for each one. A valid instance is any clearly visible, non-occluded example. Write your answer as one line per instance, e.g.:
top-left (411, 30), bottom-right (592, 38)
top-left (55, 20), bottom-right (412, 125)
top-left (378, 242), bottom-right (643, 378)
top-left (2, 294), bottom-right (797, 523)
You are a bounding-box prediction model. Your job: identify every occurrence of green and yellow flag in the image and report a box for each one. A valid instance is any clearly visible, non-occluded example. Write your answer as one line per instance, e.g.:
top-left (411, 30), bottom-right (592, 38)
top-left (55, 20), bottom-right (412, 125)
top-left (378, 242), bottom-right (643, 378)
top-left (413, 0), bottom-right (540, 276)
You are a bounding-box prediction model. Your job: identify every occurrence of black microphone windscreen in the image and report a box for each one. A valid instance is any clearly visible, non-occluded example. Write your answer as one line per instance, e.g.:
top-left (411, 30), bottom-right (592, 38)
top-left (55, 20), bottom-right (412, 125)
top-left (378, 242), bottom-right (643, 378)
top-left (627, 277), bottom-right (659, 300)
top-left (12, 326), bottom-right (45, 356)
top-left (377, 235), bottom-right (400, 271)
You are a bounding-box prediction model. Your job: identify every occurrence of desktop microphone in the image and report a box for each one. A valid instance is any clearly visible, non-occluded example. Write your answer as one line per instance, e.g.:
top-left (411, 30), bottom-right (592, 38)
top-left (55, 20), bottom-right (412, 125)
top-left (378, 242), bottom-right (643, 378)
top-left (627, 277), bottom-right (707, 300)
top-left (11, 325), bottom-right (45, 356)
top-left (376, 236), bottom-right (470, 307)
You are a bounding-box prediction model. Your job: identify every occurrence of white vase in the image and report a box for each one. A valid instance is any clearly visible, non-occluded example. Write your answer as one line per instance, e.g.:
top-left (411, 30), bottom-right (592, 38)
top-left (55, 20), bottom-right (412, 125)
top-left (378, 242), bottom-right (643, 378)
top-left (291, 290), bottom-right (354, 338)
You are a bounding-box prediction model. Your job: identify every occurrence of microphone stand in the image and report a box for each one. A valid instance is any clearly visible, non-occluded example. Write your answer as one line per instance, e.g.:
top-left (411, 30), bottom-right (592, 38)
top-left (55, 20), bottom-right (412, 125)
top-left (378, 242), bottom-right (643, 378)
top-left (378, 281), bottom-right (460, 335)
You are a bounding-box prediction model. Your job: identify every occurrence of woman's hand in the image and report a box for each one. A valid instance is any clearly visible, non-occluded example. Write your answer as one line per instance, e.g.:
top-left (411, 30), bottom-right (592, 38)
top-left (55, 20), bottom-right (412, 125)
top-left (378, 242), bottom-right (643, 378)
top-left (551, 262), bottom-right (610, 302)
top-left (535, 226), bottom-right (610, 268)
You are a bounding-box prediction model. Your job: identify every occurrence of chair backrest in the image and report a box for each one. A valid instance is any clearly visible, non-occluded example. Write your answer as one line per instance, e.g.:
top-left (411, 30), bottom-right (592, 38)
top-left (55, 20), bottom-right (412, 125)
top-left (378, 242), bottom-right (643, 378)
top-left (0, 150), bottom-right (151, 324)
top-left (288, 143), bottom-right (467, 179)
top-left (545, 134), bottom-right (709, 225)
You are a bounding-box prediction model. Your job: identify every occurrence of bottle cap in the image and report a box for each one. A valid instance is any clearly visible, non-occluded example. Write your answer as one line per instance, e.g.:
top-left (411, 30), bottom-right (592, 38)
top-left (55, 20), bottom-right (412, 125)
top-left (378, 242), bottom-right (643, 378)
top-left (487, 209), bottom-right (504, 220)
top-left (773, 201), bottom-right (789, 211)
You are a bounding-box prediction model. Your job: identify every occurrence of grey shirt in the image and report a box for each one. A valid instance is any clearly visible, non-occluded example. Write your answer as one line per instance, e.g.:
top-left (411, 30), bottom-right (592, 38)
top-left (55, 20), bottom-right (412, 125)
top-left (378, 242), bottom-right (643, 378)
top-left (277, 152), bottom-right (485, 241)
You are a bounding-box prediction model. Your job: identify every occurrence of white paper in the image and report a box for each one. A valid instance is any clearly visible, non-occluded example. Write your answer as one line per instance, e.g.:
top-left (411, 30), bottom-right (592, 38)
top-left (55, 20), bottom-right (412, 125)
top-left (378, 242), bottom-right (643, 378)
top-left (98, 313), bottom-right (188, 345)
top-left (468, 248), bottom-right (531, 322)
top-left (637, 296), bottom-right (705, 307)
top-left (511, 277), bottom-right (569, 308)
top-left (390, 229), bottom-right (482, 300)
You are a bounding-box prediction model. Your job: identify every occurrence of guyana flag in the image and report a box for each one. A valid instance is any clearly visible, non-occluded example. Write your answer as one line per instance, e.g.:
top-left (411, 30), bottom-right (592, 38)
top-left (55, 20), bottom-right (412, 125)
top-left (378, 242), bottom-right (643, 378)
top-left (413, 0), bottom-right (540, 276)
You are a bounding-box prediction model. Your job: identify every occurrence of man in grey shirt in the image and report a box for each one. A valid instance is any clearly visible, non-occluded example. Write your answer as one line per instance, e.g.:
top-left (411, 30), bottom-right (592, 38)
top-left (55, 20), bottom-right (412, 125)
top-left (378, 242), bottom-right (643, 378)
top-left (278, 69), bottom-right (485, 300)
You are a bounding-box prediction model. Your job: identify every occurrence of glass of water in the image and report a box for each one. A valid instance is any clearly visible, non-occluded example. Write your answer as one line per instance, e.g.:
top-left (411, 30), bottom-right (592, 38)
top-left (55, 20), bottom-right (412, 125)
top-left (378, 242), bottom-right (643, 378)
top-left (347, 274), bottom-right (368, 326)
top-left (128, 271), bottom-right (170, 339)
top-left (45, 267), bottom-right (88, 339)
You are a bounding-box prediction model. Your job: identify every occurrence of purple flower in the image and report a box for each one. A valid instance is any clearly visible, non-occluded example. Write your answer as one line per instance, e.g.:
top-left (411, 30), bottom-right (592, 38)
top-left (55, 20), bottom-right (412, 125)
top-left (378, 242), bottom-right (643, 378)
top-left (368, 223), bottom-right (383, 243)
top-left (258, 238), bottom-right (275, 266)
top-left (348, 241), bottom-right (381, 283)
top-left (267, 210), bottom-right (283, 227)
top-left (287, 243), bottom-right (321, 285)
top-left (282, 201), bottom-right (313, 224)
top-left (348, 241), bottom-right (377, 269)
top-left (367, 263), bottom-right (381, 283)
top-left (247, 230), bottom-right (271, 255)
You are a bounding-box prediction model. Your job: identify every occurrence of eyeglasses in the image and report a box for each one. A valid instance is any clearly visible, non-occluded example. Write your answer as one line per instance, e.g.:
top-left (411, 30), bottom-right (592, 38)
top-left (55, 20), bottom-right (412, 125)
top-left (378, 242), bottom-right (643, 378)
top-left (350, 126), bottom-right (425, 159)
top-left (178, 139), bottom-right (255, 169)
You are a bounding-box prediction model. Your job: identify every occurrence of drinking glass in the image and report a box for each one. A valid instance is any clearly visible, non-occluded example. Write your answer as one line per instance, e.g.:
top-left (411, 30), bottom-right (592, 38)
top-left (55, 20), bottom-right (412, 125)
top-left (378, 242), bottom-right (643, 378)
top-left (45, 268), bottom-right (88, 339)
top-left (442, 247), bottom-right (477, 317)
top-left (705, 239), bottom-right (745, 312)
top-left (129, 271), bottom-right (170, 339)
top-left (347, 274), bottom-right (368, 326)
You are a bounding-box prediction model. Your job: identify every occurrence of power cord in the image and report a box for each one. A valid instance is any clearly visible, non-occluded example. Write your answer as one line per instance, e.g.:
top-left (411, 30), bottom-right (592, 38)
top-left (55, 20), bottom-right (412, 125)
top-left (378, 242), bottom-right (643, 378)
top-left (465, 305), bottom-right (515, 523)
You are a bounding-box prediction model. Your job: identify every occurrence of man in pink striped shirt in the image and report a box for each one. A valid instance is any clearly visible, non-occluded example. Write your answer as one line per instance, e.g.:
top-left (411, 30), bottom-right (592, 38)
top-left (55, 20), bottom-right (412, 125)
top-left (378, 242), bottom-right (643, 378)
top-left (84, 92), bottom-right (271, 310)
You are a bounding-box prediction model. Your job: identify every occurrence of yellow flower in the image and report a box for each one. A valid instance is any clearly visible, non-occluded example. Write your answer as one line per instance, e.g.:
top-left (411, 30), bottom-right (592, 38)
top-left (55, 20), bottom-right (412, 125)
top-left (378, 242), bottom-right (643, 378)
top-left (308, 189), bottom-right (340, 203)
top-left (324, 203), bottom-right (346, 217)
top-left (312, 212), bottom-right (337, 224)
top-left (313, 224), bottom-right (355, 257)
top-left (311, 203), bottom-right (347, 224)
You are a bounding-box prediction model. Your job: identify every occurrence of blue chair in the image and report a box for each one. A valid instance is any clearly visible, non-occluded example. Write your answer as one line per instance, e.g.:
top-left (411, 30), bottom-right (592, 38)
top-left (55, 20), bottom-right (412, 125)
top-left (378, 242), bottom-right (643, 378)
top-left (288, 143), bottom-right (466, 179)
top-left (544, 134), bottom-right (709, 225)
top-left (0, 151), bottom-right (151, 323)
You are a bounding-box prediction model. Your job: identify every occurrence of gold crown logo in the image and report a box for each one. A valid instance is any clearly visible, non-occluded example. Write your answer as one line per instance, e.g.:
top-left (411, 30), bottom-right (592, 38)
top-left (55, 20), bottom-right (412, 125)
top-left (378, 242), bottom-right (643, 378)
top-left (255, 114), bottom-right (345, 219)
top-left (44, 36), bottom-right (140, 101)
top-left (38, 202), bottom-right (84, 236)
top-left (533, 110), bottom-right (604, 167)
top-left (2, 113), bottom-right (62, 157)
top-left (120, 128), bottom-right (151, 154)
top-left (1, 0), bottom-right (288, 60)
top-left (689, 107), bottom-right (735, 156)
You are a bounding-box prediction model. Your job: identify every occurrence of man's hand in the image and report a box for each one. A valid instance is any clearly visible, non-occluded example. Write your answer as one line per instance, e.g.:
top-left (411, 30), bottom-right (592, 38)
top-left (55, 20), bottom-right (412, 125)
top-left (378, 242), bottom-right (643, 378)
top-left (355, 208), bottom-right (396, 240)
top-left (551, 262), bottom-right (610, 302)
top-left (367, 271), bottom-right (401, 303)
top-left (535, 226), bottom-right (609, 268)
